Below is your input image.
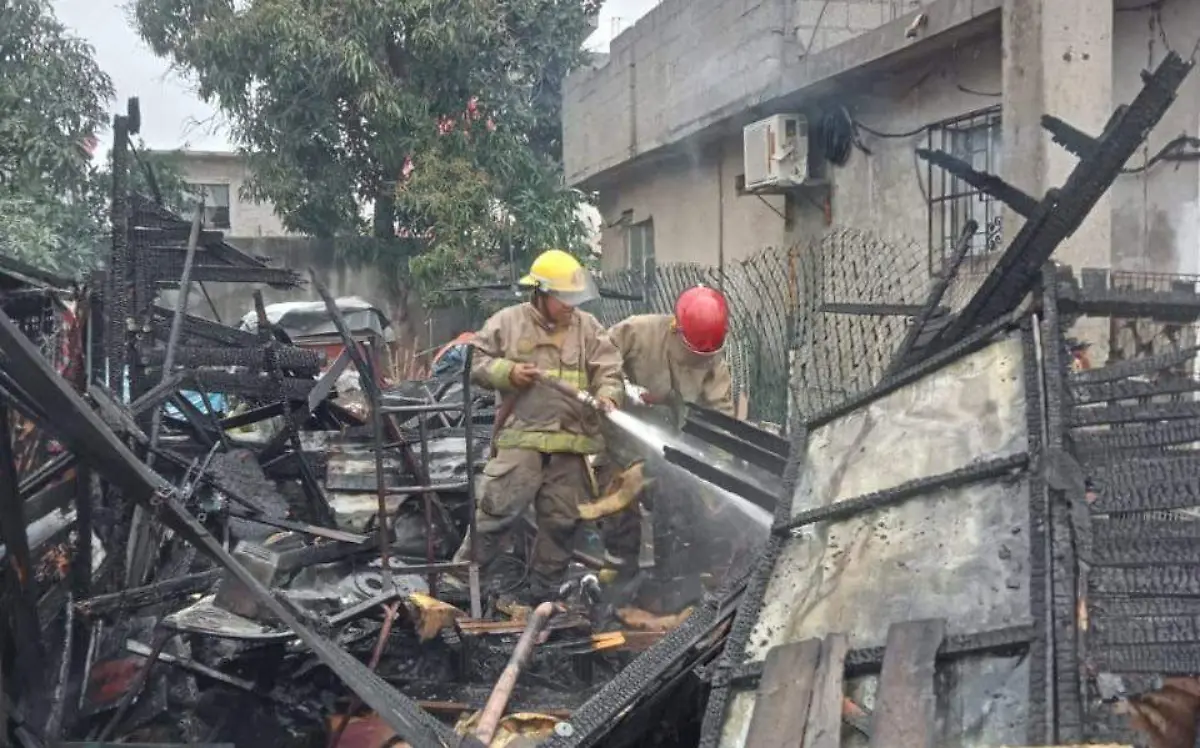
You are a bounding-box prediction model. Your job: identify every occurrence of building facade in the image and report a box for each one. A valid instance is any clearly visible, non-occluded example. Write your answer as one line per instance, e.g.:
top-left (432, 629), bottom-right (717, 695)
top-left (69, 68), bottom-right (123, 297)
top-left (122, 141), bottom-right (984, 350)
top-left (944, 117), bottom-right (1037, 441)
top-left (162, 150), bottom-right (293, 238)
top-left (563, 0), bottom-right (1200, 279)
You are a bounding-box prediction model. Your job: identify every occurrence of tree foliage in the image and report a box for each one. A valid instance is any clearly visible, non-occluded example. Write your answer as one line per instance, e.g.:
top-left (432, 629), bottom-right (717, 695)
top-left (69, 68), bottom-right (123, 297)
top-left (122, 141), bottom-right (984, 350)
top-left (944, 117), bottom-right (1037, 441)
top-left (0, 0), bottom-right (114, 276)
top-left (133, 0), bottom-right (601, 296)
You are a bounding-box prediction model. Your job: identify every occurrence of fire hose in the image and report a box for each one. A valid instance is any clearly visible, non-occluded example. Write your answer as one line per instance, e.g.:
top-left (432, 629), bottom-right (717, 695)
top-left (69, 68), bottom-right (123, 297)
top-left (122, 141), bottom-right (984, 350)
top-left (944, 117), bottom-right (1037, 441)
top-left (473, 601), bottom-right (563, 744)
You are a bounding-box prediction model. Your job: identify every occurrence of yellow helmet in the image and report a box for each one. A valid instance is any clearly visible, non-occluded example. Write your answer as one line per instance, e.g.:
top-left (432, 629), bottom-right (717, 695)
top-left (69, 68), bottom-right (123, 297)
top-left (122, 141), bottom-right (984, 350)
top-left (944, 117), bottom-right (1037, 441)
top-left (519, 249), bottom-right (599, 306)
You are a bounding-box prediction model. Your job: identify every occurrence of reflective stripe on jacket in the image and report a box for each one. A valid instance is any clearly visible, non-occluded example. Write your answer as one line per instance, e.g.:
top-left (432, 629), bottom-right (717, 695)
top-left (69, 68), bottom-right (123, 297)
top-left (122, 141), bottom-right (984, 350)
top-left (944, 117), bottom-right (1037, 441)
top-left (471, 302), bottom-right (624, 454)
top-left (608, 313), bottom-right (735, 417)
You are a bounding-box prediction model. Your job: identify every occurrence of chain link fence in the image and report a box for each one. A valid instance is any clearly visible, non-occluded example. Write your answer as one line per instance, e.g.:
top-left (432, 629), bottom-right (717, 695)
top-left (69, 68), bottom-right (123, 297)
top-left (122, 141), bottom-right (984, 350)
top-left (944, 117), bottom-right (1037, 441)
top-left (591, 228), bottom-right (978, 426)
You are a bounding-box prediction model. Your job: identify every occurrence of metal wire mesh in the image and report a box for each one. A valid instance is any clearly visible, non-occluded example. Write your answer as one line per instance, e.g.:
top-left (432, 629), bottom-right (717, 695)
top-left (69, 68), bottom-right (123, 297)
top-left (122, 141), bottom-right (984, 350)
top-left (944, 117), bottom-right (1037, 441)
top-left (590, 227), bottom-right (940, 425)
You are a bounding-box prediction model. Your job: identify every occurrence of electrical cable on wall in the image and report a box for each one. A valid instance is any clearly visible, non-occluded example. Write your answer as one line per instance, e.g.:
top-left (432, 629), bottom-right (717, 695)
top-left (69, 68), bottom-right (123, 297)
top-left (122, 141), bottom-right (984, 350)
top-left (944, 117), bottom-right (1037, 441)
top-left (1122, 134), bottom-right (1200, 174)
top-left (819, 106), bottom-right (930, 166)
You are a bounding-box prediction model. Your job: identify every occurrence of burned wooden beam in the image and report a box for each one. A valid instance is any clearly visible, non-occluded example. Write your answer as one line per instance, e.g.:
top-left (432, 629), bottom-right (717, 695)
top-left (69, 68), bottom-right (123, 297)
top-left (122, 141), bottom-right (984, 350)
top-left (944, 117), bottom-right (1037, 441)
top-left (75, 570), bottom-right (222, 618)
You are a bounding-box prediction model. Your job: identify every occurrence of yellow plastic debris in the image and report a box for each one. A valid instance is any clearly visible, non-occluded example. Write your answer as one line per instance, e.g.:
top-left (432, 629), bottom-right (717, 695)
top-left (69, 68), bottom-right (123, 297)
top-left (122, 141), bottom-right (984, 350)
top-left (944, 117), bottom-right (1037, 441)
top-left (405, 592), bottom-right (465, 642)
top-left (577, 462), bottom-right (650, 521)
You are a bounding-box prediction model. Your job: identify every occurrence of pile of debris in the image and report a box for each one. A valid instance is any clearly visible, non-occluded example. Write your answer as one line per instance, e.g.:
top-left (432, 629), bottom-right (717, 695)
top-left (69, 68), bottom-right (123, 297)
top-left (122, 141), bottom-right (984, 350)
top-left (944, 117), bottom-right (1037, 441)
top-left (0, 104), bottom-right (786, 748)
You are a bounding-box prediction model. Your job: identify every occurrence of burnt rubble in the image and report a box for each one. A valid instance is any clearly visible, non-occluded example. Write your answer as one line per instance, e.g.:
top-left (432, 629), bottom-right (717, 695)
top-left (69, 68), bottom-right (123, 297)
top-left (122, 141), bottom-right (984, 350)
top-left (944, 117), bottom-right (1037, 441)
top-left (3, 51), bottom-right (1200, 748)
top-left (0, 102), bottom-right (784, 748)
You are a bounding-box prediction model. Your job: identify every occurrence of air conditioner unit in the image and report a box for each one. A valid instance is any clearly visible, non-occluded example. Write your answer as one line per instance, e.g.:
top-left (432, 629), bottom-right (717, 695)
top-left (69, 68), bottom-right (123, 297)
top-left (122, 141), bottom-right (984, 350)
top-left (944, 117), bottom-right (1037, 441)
top-left (743, 114), bottom-right (809, 190)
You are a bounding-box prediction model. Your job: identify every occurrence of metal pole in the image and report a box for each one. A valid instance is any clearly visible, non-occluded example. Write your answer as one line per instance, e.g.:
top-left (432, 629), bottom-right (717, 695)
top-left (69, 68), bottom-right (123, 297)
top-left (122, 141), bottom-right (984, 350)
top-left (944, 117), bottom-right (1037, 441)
top-left (148, 201), bottom-right (204, 464)
top-left (462, 345), bottom-right (481, 618)
top-left (369, 334), bottom-right (393, 592)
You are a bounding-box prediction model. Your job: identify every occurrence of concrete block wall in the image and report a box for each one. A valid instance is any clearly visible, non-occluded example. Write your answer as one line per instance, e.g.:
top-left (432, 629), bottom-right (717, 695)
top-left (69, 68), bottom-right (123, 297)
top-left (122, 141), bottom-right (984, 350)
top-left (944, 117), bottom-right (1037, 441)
top-left (794, 0), bottom-right (935, 55)
top-left (565, 0), bottom-right (793, 185)
top-left (563, 0), bottom-right (947, 186)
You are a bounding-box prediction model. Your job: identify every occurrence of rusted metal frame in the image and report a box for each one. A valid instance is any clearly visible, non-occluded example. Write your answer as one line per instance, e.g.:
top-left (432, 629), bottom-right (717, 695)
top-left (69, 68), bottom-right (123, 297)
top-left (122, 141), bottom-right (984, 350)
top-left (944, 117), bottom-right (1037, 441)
top-left (0, 403), bottom-right (47, 702)
top-left (0, 307), bottom-right (462, 748)
top-left (773, 453), bottom-right (1030, 536)
top-left (306, 275), bottom-right (400, 595)
top-left (460, 346), bottom-right (482, 618)
top-left (1042, 276), bottom-right (1086, 742)
top-left (253, 290), bottom-right (334, 528)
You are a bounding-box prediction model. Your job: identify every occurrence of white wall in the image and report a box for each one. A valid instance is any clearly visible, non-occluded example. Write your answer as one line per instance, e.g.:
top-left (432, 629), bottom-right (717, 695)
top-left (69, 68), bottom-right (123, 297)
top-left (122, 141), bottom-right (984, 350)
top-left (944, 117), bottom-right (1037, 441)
top-left (175, 154), bottom-right (293, 238)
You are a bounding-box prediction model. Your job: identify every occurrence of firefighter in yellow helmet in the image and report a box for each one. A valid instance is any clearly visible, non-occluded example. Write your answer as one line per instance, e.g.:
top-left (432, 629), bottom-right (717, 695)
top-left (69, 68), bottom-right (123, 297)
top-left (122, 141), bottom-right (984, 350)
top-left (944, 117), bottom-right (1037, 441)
top-left (450, 249), bottom-right (624, 599)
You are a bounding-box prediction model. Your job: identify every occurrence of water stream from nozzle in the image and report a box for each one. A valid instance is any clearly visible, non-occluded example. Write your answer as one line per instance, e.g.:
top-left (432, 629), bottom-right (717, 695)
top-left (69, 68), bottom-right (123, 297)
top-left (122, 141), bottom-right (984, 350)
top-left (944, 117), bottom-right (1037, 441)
top-left (604, 408), bottom-right (772, 528)
top-left (533, 374), bottom-right (772, 527)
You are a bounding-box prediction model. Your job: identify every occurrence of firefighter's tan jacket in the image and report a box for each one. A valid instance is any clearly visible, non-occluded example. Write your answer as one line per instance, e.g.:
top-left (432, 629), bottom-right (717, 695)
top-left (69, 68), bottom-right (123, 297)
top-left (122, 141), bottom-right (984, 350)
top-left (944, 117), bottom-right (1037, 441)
top-left (472, 302), bottom-right (624, 454)
top-left (608, 314), bottom-right (735, 417)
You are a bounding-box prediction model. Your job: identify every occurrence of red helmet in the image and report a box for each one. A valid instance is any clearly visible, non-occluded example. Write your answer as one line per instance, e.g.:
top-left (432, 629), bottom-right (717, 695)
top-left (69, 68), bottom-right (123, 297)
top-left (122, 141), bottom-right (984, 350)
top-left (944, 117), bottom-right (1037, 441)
top-left (674, 286), bottom-right (729, 355)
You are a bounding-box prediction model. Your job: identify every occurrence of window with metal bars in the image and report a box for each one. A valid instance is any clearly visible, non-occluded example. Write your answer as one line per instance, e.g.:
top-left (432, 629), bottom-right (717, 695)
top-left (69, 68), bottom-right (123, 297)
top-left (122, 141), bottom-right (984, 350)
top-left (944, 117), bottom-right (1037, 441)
top-left (926, 106), bottom-right (1003, 272)
top-left (627, 218), bottom-right (656, 281)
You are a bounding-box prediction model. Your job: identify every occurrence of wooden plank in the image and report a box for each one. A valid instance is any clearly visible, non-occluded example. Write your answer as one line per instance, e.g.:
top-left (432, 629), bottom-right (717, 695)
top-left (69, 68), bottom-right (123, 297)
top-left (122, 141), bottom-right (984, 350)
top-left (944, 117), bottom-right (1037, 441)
top-left (744, 638), bottom-right (822, 748)
top-left (803, 634), bottom-right (850, 748)
top-left (870, 619), bottom-right (947, 748)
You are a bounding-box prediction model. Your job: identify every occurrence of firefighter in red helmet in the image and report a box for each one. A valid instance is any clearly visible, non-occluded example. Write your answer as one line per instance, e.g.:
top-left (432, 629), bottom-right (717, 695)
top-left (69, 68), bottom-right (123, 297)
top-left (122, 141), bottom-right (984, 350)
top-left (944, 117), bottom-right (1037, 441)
top-left (610, 284), bottom-right (734, 416)
top-left (595, 285), bottom-right (736, 573)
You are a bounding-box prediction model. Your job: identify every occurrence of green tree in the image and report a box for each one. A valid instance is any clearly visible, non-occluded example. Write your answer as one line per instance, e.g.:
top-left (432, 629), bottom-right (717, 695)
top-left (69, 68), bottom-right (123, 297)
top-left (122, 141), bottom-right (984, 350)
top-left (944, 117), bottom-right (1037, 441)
top-left (132, 0), bottom-right (601, 300)
top-left (0, 0), bottom-right (115, 276)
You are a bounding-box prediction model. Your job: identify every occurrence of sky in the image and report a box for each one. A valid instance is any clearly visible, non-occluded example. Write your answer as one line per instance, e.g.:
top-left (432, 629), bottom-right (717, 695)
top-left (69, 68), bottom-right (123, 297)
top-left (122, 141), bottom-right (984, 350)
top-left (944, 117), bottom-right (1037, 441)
top-left (52, 0), bottom-right (661, 154)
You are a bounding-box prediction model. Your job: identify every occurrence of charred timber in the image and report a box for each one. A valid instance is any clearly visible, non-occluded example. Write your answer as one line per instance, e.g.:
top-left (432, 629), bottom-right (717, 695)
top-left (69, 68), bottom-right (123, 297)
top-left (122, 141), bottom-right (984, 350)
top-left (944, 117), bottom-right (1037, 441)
top-left (139, 344), bottom-right (324, 373)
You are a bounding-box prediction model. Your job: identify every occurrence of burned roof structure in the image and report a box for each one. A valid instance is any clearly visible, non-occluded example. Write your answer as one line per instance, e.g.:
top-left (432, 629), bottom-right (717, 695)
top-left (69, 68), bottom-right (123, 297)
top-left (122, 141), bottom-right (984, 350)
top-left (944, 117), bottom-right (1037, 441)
top-left (1, 51), bottom-right (1199, 748)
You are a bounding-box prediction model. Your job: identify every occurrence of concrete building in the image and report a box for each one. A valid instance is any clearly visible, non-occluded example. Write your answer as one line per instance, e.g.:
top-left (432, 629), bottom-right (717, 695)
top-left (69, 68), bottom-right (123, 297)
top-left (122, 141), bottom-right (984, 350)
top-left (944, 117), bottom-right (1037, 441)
top-left (563, 0), bottom-right (1200, 280)
top-left (164, 150), bottom-right (293, 238)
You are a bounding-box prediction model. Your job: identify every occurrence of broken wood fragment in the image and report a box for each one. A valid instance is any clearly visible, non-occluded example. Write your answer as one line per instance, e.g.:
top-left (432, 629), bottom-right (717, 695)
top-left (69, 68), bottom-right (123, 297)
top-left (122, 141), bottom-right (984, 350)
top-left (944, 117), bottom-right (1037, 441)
top-left (870, 619), bottom-right (946, 748)
top-left (803, 633), bottom-right (849, 748)
top-left (743, 638), bottom-right (821, 748)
